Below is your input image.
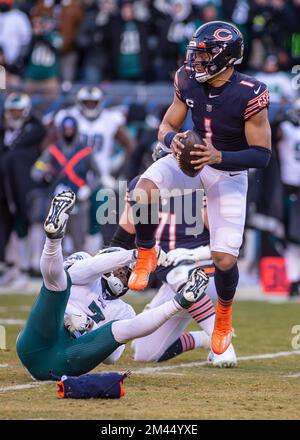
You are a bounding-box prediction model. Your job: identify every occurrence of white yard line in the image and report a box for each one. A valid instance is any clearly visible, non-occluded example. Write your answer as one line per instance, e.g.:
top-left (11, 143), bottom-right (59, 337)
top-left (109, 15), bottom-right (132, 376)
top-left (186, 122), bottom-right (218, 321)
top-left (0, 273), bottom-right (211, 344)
top-left (0, 319), bottom-right (25, 325)
top-left (238, 351), bottom-right (300, 361)
top-left (134, 350), bottom-right (300, 374)
top-left (1, 350), bottom-right (300, 393)
top-left (0, 364), bottom-right (9, 368)
top-left (283, 373), bottom-right (300, 378)
top-left (0, 382), bottom-right (52, 393)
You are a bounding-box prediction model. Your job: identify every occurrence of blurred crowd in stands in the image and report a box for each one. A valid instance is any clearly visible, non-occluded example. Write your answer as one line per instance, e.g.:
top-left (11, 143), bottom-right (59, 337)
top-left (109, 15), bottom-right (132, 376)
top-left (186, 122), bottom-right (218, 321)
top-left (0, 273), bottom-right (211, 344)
top-left (0, 0), bottom-right (299, 89)
top-left (0, 0), bottom-right (300, 296)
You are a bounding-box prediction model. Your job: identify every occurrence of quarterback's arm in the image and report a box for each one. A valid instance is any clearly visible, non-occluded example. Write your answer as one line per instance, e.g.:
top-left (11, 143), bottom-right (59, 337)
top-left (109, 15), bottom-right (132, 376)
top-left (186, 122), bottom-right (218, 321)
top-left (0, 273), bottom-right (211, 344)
top-left (68, 250), bottom-right (136, 285)
top-left (158, 94), bottom-right (189, 154)
top-left (221, 108), bottom-right (272, 167)
top-left (191, 109), bottom-right (272, 170)
top-left (244, 108), bottom-right (271, 148)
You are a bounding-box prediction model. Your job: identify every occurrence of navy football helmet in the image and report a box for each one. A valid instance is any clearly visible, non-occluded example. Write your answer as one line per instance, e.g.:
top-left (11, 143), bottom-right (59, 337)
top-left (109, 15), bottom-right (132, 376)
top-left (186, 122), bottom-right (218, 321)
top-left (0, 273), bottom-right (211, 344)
top-left (186, 21), bottom-right (244, 83)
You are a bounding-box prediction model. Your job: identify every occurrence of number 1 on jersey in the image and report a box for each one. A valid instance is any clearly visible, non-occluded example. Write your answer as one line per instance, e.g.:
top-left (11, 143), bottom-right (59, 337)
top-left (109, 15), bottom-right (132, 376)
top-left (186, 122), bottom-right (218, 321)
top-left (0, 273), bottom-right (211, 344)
top-left (204, 117), bottom-right (213, 144)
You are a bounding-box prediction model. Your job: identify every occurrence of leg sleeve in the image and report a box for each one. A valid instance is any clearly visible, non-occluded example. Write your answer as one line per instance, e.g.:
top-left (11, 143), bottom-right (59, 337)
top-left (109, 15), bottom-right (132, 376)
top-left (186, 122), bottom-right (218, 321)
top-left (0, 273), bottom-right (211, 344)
top-left (40, 237), bottom-right (67, 291)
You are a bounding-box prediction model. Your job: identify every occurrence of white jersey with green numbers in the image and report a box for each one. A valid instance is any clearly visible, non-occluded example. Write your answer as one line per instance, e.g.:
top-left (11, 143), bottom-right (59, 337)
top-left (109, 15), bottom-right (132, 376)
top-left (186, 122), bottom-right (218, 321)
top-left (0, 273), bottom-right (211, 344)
top-left (65, 249), bottom-right (136, 335)
top-left (278, 121), bottom-right (300, 187)
top-left (54, 106), bottom-right (126, 178)
top-left (66, 279), bottom-right (136, 333)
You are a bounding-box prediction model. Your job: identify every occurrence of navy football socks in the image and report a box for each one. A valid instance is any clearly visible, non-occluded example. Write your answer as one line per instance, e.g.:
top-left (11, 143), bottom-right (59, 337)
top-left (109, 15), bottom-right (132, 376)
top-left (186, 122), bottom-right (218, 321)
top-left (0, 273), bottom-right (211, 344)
top-left (132, 202), bottom-right (159, 249)
top-left (214, 263), bottom-right (239, 301)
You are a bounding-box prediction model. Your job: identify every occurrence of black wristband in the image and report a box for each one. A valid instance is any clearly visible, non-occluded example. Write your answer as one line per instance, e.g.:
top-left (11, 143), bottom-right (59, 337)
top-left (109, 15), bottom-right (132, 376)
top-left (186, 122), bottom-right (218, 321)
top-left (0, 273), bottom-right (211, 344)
top-left (163, 132), bottom-right (176, 149)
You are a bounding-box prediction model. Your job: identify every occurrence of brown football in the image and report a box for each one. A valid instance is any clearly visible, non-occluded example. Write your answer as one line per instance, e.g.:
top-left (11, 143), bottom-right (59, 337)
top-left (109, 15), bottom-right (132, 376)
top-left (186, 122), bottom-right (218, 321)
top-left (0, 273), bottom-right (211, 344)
top-left (177, 130), bottom-right (204, 177)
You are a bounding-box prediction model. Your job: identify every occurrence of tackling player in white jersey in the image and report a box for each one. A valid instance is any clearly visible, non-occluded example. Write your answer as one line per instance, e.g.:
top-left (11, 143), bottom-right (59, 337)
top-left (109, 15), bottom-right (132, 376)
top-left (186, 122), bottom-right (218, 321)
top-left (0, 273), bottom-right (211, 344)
top-left (16, 191), bottom-right (209, 380)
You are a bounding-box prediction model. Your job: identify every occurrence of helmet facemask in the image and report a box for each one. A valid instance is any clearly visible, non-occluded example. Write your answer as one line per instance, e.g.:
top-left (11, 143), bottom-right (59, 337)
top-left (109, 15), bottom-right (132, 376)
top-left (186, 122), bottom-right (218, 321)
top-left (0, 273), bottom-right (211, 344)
top-left (76, 87), bottom-right (103, 120)
top-left (102, 266), bottom-right (132, 299)
top-left (186, 43), bottom-right (236, 83)
top-left (78, 99), bottom-right (102, 120)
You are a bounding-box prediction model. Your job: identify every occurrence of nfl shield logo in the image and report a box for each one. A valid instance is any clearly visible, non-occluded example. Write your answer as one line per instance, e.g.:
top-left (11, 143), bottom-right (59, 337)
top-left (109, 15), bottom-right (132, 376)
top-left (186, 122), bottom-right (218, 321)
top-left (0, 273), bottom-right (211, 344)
top-left (206, 104), bottom-right (213, 112)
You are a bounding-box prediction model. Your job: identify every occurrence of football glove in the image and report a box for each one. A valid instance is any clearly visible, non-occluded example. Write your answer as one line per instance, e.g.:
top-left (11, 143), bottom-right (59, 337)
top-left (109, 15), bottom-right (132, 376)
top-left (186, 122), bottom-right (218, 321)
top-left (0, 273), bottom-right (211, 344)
top-left (152, 142), bottom-right (171, 162)
top-left (64, 313), bottom-right (94, 335)
top-left (165, 245), bottom-right (211, 267)
top-left (156, 245), bottom-right (168, 267)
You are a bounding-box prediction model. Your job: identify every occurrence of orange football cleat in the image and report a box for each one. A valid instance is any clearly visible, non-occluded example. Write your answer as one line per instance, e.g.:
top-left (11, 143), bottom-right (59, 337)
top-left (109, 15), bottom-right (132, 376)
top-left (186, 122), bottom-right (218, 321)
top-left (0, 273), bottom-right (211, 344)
top-left (211, 301), bottom-right (233, 355)
top-left (128, 247), bottom-right (157, 290)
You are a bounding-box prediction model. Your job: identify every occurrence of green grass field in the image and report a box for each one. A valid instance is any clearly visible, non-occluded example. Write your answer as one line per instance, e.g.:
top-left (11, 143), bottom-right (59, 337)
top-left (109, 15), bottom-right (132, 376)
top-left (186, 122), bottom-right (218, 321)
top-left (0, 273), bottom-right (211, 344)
top-left (1, 293), bottom-right (300, 420)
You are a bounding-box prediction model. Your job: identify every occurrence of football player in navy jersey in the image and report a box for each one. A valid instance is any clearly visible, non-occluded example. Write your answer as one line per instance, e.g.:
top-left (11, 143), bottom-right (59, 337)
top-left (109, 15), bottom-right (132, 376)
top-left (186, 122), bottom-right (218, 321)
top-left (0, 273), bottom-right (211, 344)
top-left (110, 174), bottom-right (237, 367)
top-left (127, 21), bottom-right (272, 358)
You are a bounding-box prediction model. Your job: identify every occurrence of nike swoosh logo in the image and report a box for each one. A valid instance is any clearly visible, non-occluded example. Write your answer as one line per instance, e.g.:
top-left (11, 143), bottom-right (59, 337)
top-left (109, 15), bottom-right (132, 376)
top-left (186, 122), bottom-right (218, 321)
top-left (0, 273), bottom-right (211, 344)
top-left (254, 85), bottom-right (261, 95)
top-left (229, 173), bottom-right (241, 176)
top-left (209, 93), bottom-right (219, 98)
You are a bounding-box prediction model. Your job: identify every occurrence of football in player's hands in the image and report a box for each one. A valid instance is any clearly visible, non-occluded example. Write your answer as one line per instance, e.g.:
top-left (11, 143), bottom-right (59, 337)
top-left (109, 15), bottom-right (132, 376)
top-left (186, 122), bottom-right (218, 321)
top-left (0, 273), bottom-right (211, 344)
top-left (176, 130), bottom-right (204, 177)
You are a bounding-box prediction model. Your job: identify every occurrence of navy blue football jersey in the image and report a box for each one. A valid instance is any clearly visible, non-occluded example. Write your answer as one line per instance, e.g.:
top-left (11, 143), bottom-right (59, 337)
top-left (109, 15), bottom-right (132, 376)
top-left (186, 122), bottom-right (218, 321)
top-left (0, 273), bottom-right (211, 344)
top-left (127, 176), bottom-right (210, 282)
top-left (174, 67), bottom-right (270, 171)
top-left (127, 176), bottom-right (209, 252)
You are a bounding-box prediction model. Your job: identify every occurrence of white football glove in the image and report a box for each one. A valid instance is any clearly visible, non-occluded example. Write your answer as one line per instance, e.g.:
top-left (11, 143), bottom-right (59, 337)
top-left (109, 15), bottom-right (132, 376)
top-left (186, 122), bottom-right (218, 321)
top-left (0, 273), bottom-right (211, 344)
top-left (165, 245), bottom-right (211, 267)
top-left (64, 313), bottom-right (94, 335)
top-left (155, 245), bottom-right (168, 267)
